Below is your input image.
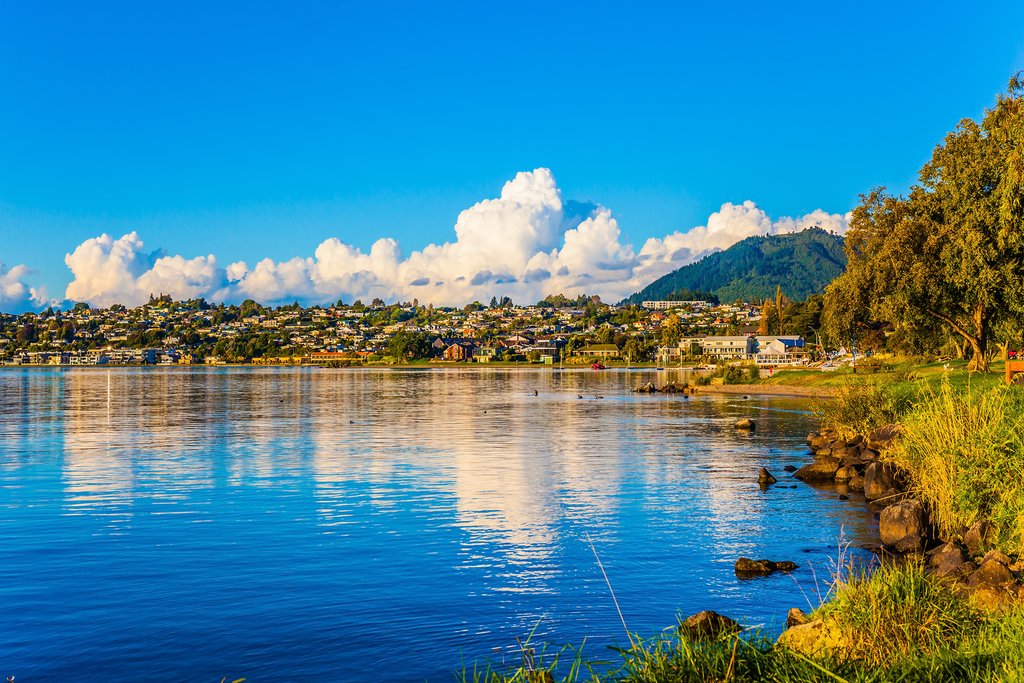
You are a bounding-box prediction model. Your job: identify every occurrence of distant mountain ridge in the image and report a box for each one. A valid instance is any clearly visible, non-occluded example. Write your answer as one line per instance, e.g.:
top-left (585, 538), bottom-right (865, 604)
top-left (622, 227), bottom-right (847, 304)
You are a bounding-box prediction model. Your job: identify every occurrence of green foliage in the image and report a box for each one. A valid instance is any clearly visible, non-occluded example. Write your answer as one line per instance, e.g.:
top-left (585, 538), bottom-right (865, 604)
top-left (622, 228), bottom-right (846, 306)
top-left (886, 383), bottom-right (1024, 555)
top-left (814, 382), bottom-right (914, 440)
top-left (823, 78), bottom-right (1024, 371)
top-left (387, 331), bottom-right (431, 361)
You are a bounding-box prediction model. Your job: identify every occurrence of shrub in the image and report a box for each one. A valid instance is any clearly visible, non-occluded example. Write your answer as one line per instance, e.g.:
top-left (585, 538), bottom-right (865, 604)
top-left (886, 383), bottom-right (1024, 555)
top-left (815, 382), bottom-right (914, 439)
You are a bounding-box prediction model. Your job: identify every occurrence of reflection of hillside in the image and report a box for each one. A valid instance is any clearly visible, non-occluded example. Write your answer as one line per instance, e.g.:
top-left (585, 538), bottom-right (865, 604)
top-left (306, 369), bottom-right (628, 592)
top-left (61, 370), bottom-right (135, 526)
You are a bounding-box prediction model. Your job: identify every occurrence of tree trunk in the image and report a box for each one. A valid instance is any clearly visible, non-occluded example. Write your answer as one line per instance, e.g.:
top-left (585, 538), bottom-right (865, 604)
top-left (967, 336), bottom-right (989, 372)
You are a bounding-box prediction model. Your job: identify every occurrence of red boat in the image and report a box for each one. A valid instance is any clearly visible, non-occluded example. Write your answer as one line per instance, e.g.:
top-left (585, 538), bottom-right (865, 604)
top-left (591, 362), bottom-right (606, 370)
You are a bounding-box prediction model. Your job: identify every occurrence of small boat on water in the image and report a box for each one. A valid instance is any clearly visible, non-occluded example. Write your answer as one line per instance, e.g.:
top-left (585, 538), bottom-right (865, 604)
top-left (591, 362), bottom-right (607, 371)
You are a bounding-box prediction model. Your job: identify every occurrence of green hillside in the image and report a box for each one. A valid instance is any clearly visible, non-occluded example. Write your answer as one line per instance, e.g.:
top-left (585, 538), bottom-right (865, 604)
top-left (622, 227), bottom-right (847, 304)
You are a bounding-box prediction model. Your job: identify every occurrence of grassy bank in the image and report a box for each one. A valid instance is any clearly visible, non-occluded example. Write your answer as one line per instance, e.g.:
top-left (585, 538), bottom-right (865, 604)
top-left (461, 561), bottom-right (1024, 682)
top-left (762, 359), bottom-right (1009, 394)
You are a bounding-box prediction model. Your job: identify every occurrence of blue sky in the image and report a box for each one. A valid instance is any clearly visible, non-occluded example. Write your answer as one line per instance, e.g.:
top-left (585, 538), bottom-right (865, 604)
top-left (1, 1), bottom-right (1023, 309)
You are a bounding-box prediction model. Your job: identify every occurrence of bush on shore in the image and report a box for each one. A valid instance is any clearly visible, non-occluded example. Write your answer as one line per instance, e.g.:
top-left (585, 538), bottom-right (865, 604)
top-left (885, 383), bottom-right (1024, 556)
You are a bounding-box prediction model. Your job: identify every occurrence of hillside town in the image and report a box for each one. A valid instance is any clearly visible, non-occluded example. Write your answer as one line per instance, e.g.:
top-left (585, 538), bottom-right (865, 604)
top-left (0, 294), bottom-right (815, 368)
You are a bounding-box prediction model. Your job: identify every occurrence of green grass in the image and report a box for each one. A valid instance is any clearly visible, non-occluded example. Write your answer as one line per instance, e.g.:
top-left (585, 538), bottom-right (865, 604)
top-left (763, 359), bottom-right (1008, 394)
top-left (885, 383), bottom-right (1024, 556)
top-left (459, 563), bottom-right (1024, 682)
top-left (814, 382), bottom-right (915, 440)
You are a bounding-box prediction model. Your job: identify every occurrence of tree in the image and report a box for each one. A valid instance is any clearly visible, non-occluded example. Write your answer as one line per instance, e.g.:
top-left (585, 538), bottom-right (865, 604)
top-left (388, 331), bottom-right (431, 361)
top-left (660, 313), bottom-right (682, 347)
top-left (823, 76), bottom-right (1024, 371)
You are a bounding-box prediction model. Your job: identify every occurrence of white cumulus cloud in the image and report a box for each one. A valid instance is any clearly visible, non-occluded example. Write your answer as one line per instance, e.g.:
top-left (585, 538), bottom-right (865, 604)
top-left (60, 169), bottom-right (850, 308)
top-left (0, 261), bottom-right (49, 312)
top-left (64, 232), bottom-right (230, 307)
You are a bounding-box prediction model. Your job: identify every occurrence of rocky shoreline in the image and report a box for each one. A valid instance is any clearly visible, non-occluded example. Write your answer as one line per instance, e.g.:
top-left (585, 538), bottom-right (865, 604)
top-left (680, 418), bottom-right (1024, 657)
top-left (793, 424), bottom-right (1023, 610)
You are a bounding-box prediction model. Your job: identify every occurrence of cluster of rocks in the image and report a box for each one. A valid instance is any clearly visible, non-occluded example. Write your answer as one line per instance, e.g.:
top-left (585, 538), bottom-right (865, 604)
top-left (796, 424), bottom-right (903, 499)
top-left (798, 424), bottom-right (1024, 611)
top-left (734, 557), bottom-right (798, 578)
top-left (674, 419), bottom-right (1024, 660)
top-left (632, 381), bottom-right (697, 394)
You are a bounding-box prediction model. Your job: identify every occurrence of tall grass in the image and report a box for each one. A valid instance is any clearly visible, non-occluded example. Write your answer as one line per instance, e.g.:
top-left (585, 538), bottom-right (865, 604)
top-left (885, 383), bottom-right (1024, 556)
top-left (814, 382), bottom-right (915, 439)
top-left (816, 559), bottom-right (986, 666)
top-left (458, 563), bottom-right (1024, 682)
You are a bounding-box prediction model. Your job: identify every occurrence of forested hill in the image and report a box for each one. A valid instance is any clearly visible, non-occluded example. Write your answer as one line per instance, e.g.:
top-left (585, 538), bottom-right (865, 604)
top-left (622, 227), bottom-right (847, 304)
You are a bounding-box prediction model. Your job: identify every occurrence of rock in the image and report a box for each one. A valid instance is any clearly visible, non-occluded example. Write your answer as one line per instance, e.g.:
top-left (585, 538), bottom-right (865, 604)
top-left (734, 557), bottom-right (798, 577)
top-left (926, 542), bottom-right (972, 579)
top-left (679, 610), bottom-right (741, 639)
top-left (964, 521), bottom-right (993, 556)
top-left (757, 467), bottom-right (777, 485)
top-left (786, 607), bottom-right (809, 629)
top-left (776, 618), bottom-right (847, 657)
top-left (783, 465), bottom-right (798, 473)
top-left (735, 557), bottom-right (774, 576)
top-left (969, 558), bottom-right (1017, 610)
top-left (848, 473), bottom-right (865, 490)
top-left (864, 462), bottom-right (900, 500)
top-left (980, 549), bottom-right (1013, 567)
top-left (867, 424), bottom-right (902, 451)
top-left (794, 457), bottom-right (841, 482)
top-left (879, 499), bottom-right (927, 552)
top-left (838, 494), bottom-right (849, 501)
top-left (834, 465), bottom-right (857, 482)
top-left (846, 435), bottom-right (865, 447)
top-left (807, 432), bottom-right (831, 451)
top-left (735, 418), bottom-right (756, 430)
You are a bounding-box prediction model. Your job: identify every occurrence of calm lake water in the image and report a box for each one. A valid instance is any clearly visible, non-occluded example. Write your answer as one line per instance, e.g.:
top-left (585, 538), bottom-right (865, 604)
top-left (0, 367), bottom-right (876, 682)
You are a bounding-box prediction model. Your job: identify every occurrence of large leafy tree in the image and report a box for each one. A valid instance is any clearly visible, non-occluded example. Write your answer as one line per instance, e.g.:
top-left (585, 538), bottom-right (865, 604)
top-left (824, 76), bottom-right (1024, 371)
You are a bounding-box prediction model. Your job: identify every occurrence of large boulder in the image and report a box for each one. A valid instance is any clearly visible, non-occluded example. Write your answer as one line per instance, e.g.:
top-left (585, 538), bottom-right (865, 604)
top-left (757, 467), bottom-right (777, 485)
top-left (863, 462), bottom-right (901, 500)
top-left (867, 424), bottom-right (902, 451)
top-left (679, 610), bottom-right (741, 639)
top-left (794, 457), bottom-right (841, 482)
top-left (879, 499), bottom-right (928, 552)
top-left (776, 618), bottom-right (848, 657)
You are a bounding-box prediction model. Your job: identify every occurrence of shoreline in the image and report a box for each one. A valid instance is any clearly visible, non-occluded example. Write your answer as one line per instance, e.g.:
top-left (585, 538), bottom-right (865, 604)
top-left (696, 383), bottom-right (835, 398)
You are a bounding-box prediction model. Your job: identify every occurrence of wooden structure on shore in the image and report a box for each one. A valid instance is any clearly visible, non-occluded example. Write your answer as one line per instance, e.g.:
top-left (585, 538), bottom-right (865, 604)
top-left (1007, 356), bottom-right (1024, 385)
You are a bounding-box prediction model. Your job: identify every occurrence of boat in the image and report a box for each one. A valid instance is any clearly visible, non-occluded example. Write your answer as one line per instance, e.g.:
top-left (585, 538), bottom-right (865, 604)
top-left (591, 362), bottom-right (606, 371)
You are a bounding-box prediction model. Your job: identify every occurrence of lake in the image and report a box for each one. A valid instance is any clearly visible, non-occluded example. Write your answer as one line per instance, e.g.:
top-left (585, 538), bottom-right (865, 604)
top-left (0, 367), bottom-right (876, 682)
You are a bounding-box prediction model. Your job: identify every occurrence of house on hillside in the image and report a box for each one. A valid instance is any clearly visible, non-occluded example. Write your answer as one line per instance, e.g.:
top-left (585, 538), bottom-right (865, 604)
top-left (443, 342), bottom-right (474, 361)
top-left (572, 344), bottom-right (620, 359)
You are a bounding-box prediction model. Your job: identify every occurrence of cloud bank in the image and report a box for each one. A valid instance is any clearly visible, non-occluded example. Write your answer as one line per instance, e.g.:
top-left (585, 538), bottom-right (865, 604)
top-left (8, 168), bottom-right (851, 311)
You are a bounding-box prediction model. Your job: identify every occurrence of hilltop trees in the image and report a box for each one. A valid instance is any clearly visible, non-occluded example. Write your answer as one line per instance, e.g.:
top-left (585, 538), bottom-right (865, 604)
top-left (824, 75), bottom-right (1024, 370)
